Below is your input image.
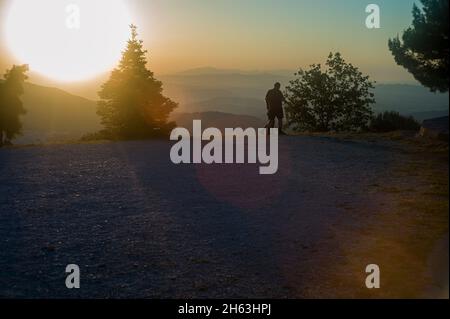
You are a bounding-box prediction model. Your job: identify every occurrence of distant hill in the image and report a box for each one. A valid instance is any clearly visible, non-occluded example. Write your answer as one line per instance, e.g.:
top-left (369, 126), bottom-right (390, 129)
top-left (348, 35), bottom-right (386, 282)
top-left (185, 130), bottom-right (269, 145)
top-left (161, 69), bottom-right (449, 122)
top-left (160, 68), bottom-right (294, 102)
top-left (13, 82), bottom-right (265, 144)
top-left (410, 110), bottom-right (450, 122)
top-left (183, 97), bottom-right (266, 119)
top-left (174, 67), bottom-right (245, 76)
top-left (16, 83), bottom-right (100, 144)
top-left (373, 84), bottom-right (449, 116)
top-left (161, 73), bottom-right (286, 90)
top-left (173, 67), bottom-right (294, 77)
top-left (6, 70), bottom-right (449, 144)
top-left (171, 111), bottom-right (265, 132)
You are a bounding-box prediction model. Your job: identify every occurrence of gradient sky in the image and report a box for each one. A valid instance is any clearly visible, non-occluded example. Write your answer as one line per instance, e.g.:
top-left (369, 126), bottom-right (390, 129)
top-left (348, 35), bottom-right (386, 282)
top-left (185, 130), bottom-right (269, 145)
top-left (131, 0), bottom-right (418, 76)
top-left (0, 0), bottom-right (420, 89)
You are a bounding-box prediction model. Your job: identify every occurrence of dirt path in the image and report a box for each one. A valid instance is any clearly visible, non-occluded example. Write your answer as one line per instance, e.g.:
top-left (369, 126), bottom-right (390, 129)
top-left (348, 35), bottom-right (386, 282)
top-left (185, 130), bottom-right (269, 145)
top-left (0, 136), bottom-right (447, 298)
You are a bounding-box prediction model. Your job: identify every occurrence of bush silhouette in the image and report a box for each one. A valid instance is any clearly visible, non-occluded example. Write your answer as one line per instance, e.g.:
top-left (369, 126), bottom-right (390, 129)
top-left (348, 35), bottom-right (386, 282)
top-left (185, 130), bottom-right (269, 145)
top-left (285, 53), bottom-right (375, 132)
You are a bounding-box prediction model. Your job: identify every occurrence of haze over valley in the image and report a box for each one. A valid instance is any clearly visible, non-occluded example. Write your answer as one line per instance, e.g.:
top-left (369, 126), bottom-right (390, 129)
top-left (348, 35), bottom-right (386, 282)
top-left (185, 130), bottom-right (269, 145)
top-left (14, 67), bottom-right (448, 144)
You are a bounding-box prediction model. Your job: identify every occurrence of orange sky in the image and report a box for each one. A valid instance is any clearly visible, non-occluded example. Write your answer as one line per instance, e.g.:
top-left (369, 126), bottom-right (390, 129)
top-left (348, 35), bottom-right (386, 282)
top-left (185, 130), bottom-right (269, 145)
top-left (0, 0), bottom-right (421, 97)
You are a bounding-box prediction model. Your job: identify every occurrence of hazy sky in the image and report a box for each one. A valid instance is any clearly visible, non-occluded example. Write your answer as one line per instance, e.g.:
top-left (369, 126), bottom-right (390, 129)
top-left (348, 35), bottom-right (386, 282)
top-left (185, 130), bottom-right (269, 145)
top-left (131, 0), bottom-right (418, 76)
top-left (0, 0), bottom-right (420, 90)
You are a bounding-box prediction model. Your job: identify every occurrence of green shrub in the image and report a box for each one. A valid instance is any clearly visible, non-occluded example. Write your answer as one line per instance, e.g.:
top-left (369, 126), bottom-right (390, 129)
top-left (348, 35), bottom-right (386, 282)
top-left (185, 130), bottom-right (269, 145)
top-left (285, 53), bottom-right (375, 132)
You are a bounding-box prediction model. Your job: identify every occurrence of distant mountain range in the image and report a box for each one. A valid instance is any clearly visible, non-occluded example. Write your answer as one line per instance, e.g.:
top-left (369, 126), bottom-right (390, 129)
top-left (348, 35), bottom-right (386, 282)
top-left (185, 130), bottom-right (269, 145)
top-left (160, 68), bottom-right (293, 103)
top-left (7, 68), bottom-right (449, 144)
top-left (171, 111), bottom-right (264, 132)
top-left (16, 83), bottom-right (100, 144)
top-left (183, 97), bottom-right (265, 119)
top-left (161, 68), bottom-right (449, 120)
top-left (170, 67), bottom-right (294, 77)
top-left (374, 84), bottom-right (449, 119)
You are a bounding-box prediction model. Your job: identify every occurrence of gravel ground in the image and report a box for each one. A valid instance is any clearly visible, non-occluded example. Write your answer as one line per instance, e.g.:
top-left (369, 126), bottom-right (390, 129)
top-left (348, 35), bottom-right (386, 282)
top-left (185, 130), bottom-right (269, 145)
top-left (0, 136), bottom-right (447, 298)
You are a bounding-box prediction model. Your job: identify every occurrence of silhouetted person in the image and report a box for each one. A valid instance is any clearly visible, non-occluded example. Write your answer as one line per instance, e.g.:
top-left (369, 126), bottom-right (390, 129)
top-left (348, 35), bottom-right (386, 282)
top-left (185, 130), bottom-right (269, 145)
top-left (265, 82), bottom-right (287, 135)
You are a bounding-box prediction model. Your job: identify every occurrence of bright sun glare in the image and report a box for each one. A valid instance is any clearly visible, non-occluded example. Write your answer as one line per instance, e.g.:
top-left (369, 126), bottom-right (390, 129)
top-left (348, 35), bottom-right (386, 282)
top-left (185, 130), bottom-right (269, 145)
top-left (4, 0), bottom-right (132, 82)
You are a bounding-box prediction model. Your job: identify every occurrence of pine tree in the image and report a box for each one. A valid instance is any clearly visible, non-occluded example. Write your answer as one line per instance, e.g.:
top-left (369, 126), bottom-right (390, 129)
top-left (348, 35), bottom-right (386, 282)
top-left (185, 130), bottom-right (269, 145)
top-left (388, 0), bottom-right (449, 92)
top-left (97, 25), bottom-right (177, 139)
top-left (0, 64), bottom-right (28, 146)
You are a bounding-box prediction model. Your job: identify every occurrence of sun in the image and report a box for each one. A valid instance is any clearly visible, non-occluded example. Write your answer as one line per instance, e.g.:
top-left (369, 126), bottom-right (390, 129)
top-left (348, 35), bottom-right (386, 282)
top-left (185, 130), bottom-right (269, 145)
top-left (4, 0), bottom-right (132, 82)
